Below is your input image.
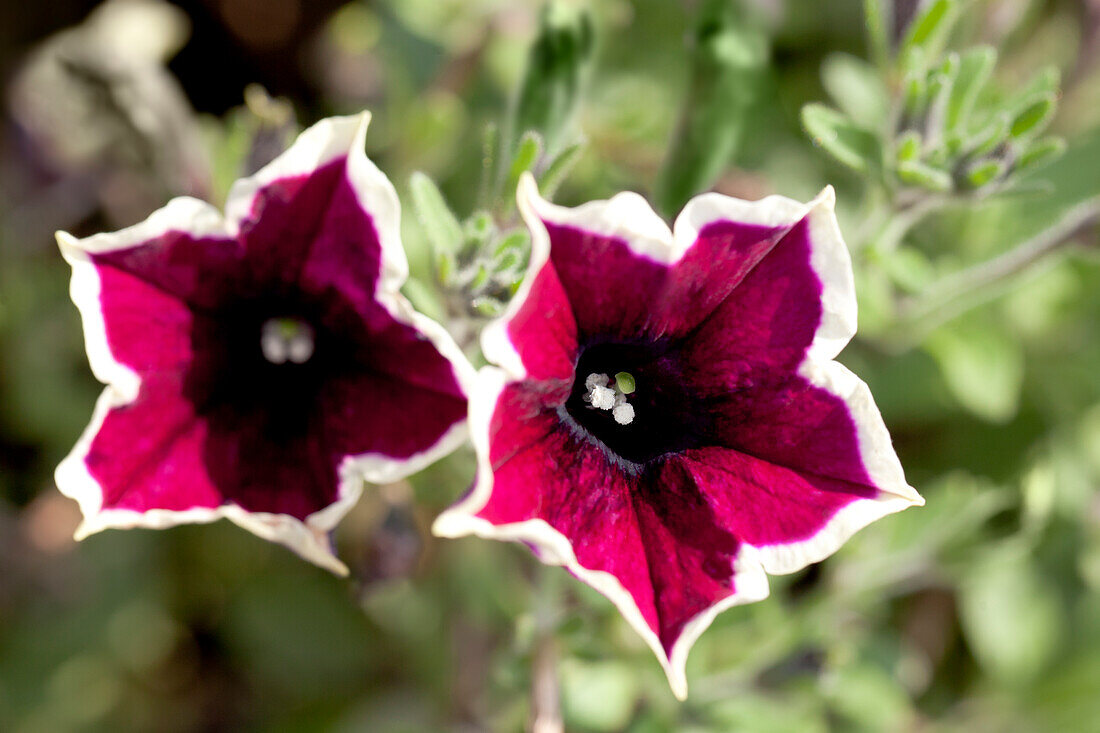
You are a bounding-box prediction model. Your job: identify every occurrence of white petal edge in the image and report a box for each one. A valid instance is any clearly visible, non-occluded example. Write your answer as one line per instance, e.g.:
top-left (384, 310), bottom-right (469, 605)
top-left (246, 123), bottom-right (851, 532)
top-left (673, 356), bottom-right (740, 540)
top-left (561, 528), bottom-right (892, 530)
top-left (433, 367), bottom-right (773, 699)
top-left (490, 177), bottom-right (856, 379)
top-left (57, 197), bottom-right (228, 403)
top-left (54, 382), bottom-right (356, 575)
top-left (57, 112), bottom-right (476, 574)
top-left (676, 185), bottom-right (857, 362)
top-left (449, 177), bottom-right (919, 696)
top-left (752, 358), bottom-right (924, 576)
top-left (224, 112), bottom-right (409, 300)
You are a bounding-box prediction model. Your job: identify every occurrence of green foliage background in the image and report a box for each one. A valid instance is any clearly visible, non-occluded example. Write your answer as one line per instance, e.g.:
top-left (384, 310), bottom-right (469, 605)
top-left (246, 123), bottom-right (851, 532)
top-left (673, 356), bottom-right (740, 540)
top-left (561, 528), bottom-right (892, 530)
top-left (2, 0), bottom-right (1100, 730)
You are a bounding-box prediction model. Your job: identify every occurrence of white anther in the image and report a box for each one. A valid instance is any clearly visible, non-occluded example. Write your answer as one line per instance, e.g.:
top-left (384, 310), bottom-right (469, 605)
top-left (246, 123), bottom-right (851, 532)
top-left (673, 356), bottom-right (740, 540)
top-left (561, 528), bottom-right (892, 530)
top-left (287, 333), bottom-right (314, 363)
top-left (589, 385), bottom-right (616, 410)
top-left (262, 318), bottom-right (314, 365)
top-left (613, 402), bottom-right (635, 425)
top-left (585, 372), bottom-right (609, 390)
top-left (261, 330), bottom-right (288, 364)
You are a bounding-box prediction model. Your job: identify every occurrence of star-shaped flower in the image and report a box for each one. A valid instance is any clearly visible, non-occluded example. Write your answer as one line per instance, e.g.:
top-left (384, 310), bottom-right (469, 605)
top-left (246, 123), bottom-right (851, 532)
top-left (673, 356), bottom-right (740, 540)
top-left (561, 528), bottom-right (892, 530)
top-left (434, 175), bottom-right (923, 697)
top-left (58, 113), bottom-right (473, 574)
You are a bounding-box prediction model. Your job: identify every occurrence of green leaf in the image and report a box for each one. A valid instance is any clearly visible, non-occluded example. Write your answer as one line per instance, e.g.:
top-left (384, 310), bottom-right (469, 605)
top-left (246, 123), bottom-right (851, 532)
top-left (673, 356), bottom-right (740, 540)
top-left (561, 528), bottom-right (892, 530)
top-left (899, 45), bottom-right (928, 80)
top-left (925, 319), bottom-right (1024, 422)
top-left (537, 141), bottom-right (585, 199)
top-left (946, 46), bottom-right (996, 132)
top-left (821, 52), bottom-right (889, 128)
top-left (959, 546), bottom-right (1064, 683)
top-left (436, 252), bottom-right (454, 285)
top-left (924, 55), bottom-right (959, 145)
top-left (409, 172), bottom-right (463, 257)
top-left (883, 246), bottom-right (935, 293)
top-left (900, 0), bottom-right (959, 64)
top-left (966, 114), bottom-right (1010, 157)
top-left (965, 158), bottom-right (1006, 188)
top-left (801, 103), bottom-right (882, 173)
top-left (494, 230), bottom-right (530, 259)
top-left (824, 663), bottom-right (912, 730)
top-left (896, 159), bottom-right (952, 191)
top-left (901, 72), bottom-right (928, 122)
top-left (1017, 66), bottom-right (1061, 101)
top-left (1010, 94), bottom-right (1057, 141)
top-left (468, 264), bottom-right (490, 291)
top-left (400, 277), bottom-right (446, 324)
top-left (505, 131), bottom-right (543, 202)
top-left (510, 2), bottom-right (594, 158)
top-left (896, 130), bottom-right (922, 162)
top-left (1015, 136), bottom-right (1067, 174)
top-left (464, 210), bottom-right (496, 246)
top-left (477, 121), bottom-right (499, 209)
top-left (710, 695), bottom-right (828, 733)
top-left (653, 0), bottom-right (769, 217)
top-left (862, 0), bottom-right (890, 69)
top-left (993, 179), bottom-right (1056, 199)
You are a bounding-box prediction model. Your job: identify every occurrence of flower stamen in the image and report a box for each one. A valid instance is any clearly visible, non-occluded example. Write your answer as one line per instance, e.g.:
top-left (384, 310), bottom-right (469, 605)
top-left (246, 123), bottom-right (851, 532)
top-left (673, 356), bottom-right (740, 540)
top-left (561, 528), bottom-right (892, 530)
top-left (583, 372), bottom-right (636, 425)
top-left (261, 317), bottom-right (315, 364)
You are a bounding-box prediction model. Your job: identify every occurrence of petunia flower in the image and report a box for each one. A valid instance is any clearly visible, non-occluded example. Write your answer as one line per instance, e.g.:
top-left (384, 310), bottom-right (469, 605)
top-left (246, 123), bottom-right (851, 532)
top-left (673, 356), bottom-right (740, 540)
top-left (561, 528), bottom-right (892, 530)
top-left (434, 174), bottom-right (923, 698)
top-left (57, 113), bottom-right (474, 575)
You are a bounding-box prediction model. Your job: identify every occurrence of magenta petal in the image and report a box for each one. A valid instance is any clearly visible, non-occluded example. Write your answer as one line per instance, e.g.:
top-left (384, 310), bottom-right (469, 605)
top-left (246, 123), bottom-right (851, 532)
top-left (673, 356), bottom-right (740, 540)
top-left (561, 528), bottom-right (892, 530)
top-left (465, 381), bottom-right (749, 660)
top-left (502, 259), bottom-right (579, 382)
top-left (675, 446), bottom-right (873, 550)
top-left (316, 366), bottom-right (467, 471)
top-left (440, 179), bottom-right (919, 698)
top-left (91, 231), bottom-right (244, 312)
top-left (682, 216), bottom-right (823, 378)
top-left (237, 158), bottom-right (394, 329)
top-left (705, 370), bottom-right (876, 490)
top-left (542, 217), bottom-right (792, 342)
top-left (87, 376), bottom-right (220, 513)
top-left (93, 264), bottom-right (202, 377)
top-left (59, 113), bottom-right (472, 574)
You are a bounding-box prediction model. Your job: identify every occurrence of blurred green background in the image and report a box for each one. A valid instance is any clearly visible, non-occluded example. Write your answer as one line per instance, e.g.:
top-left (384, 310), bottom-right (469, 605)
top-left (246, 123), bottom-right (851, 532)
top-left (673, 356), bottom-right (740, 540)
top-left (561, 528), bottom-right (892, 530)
top-left (2, 0), bottom-right (1100, 730)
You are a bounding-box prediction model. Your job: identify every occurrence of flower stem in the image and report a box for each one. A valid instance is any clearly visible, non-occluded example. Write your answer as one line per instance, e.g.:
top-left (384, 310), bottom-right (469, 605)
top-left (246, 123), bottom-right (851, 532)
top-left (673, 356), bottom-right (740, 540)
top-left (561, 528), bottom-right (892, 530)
top-left (529, 565), bottom-right (563, 733)
top-left (529, 630), bottom-right (563, 733)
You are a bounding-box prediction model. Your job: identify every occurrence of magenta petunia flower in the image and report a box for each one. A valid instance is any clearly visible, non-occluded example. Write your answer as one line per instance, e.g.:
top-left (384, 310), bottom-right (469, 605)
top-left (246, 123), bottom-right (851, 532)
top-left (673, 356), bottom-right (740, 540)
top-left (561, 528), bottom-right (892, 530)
top-left (434, 175), bottom-right (923, 697)
top-left (57, 113), bottom-right (474, 574)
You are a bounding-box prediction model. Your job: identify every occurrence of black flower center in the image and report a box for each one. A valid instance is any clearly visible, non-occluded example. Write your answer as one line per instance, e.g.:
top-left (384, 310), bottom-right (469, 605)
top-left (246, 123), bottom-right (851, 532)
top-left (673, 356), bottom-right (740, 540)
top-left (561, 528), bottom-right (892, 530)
top-left (562, 340), bottom-right (707, 466)
top-left (182, 293), bottom-right (360, 434)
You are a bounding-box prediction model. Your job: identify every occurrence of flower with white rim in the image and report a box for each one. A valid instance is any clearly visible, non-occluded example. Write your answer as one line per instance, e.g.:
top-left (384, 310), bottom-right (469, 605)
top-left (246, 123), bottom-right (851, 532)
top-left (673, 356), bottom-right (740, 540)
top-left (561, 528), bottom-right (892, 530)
top-left (56, 112), bottom-right (475, 575)
top-left (433, 172), bottom-right (922, 699)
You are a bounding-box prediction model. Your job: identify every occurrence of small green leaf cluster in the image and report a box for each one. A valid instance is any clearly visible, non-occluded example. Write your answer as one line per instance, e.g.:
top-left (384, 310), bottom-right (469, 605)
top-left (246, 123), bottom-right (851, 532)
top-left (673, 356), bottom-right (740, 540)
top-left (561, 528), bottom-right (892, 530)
top-left (410, 172), bottom-right (530, 319)
top-left (802, 0), bottom-right (1065, 199)
top-left (407, 2), bottom-right (591, 324)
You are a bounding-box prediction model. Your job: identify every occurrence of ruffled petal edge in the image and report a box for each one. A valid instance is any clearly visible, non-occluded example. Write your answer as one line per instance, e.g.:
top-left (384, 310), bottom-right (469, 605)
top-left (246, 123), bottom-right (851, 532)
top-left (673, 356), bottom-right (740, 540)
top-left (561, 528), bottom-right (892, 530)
top-left (750, 358), bottom-right (923, 575)
top-left (433, 367), bottom-right (772, 699)
top-left (57, 112), bottom-right (477, 574)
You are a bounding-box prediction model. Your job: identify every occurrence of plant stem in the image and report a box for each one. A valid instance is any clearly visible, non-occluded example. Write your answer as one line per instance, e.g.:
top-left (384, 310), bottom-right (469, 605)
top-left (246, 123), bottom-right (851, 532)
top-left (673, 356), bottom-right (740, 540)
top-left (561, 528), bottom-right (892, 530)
top-left (891, 196), bottom-right (1100, 346)
top-left (872, 192), bottom-right (949, 253)
top-left (529, 565), bottom-right (563, 733)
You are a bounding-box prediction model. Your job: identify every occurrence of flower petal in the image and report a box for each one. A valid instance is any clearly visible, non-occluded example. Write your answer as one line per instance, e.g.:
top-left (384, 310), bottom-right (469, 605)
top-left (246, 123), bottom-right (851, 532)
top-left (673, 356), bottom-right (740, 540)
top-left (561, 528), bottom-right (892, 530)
top-left (513, 176), bottom-right (826, 345)
top-left (57, 199), bottom-right (239, 401)
top-left (226, 113), bottom-right (408, 304)
top-left (434, 369), bottom-right (770, 699)
top-left (317, 356), bottom-right (468, 485)
top-left (679, 188), bottom-right (856, 374)
top-left (675, 435), bottom-right (918, 577)
top-left (439, 180), bottom-right (918, 698)
top-left (59, 113), bottom-right (474, 574)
